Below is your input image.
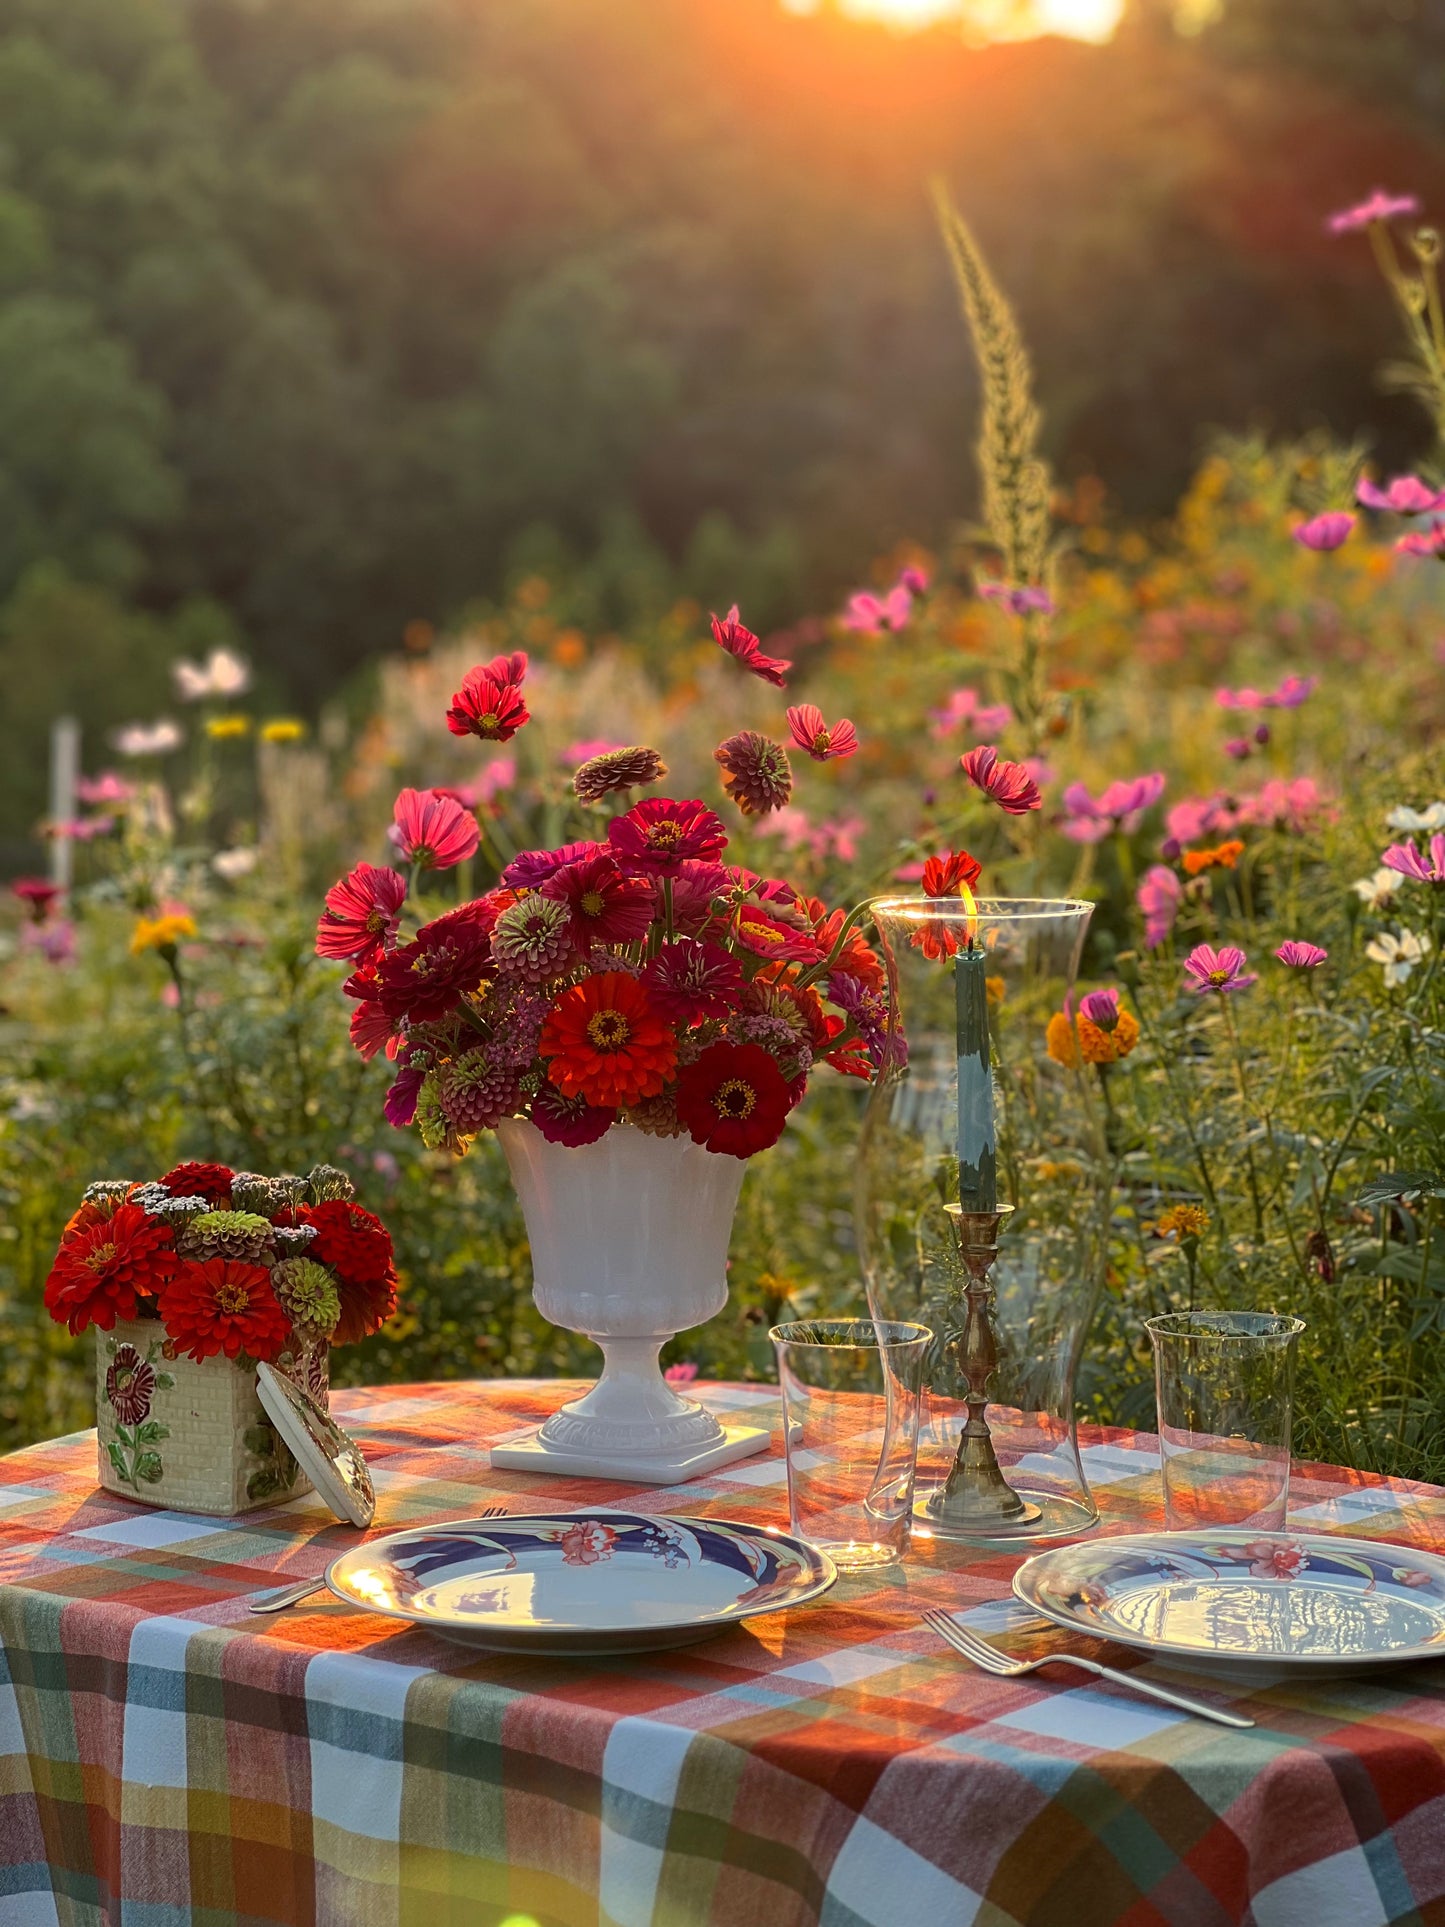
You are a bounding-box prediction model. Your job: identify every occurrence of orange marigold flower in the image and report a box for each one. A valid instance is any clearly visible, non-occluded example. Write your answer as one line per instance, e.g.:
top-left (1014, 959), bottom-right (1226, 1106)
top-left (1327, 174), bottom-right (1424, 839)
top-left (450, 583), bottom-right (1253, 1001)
top-left (1045, 1011), bottom-right (1079, 1067)
top-left (1182, 839), bottom-right (1245, 876)
top-left (1154, 1203), bottom-right (1209, 1242)
top-left (1046, 1008), bottom-right (1141, 1067)
top-left (540, 971), bottom-right (678, 1108)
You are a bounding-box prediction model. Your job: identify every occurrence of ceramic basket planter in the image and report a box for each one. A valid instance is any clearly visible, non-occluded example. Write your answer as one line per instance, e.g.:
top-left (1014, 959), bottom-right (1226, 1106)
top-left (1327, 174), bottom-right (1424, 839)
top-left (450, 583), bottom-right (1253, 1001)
top-left (96, 1319), bottom-right (329, 1517)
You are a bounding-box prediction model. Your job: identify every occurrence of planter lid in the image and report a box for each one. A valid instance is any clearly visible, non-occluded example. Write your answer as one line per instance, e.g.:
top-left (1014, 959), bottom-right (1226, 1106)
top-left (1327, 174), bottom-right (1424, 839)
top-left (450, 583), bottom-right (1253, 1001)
top-left (256, 1364), bottom-right (375, 1528)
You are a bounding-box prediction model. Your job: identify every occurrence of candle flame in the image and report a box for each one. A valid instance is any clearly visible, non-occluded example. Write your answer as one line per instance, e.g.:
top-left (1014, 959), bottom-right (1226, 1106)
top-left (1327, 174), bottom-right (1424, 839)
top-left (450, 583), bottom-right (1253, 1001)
top-left (959, 878), bottom-right (979, 948)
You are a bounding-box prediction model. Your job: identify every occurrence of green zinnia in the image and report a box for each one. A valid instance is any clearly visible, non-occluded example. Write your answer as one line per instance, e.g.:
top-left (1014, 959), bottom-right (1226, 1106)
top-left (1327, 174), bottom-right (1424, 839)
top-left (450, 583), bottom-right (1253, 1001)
top-left (271, 1258), bottom-right (341, 1339)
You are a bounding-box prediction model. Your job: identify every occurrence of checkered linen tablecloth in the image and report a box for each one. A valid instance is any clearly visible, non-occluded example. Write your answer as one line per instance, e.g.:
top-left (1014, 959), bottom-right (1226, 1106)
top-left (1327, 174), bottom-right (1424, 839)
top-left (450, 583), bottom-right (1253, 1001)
top-left (3, 1378), bottom-right (1445, 1927)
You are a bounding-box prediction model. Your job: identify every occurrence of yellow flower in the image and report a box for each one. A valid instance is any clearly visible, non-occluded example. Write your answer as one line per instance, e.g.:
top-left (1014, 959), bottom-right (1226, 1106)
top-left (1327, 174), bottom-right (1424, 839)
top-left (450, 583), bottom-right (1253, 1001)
top-left (205, 714), bottom-right (250, 740)
top-left (1154, 1204), bottom-right (1209, 1242)
top-left (985, 975), bottom-right (1006, 1008)
top-left (130, 912), bottom-right (197, 955)
top-left (1077, 1008), bottom-right (1140, 1065)
top-left (260, 717), bottom-right (305, 744)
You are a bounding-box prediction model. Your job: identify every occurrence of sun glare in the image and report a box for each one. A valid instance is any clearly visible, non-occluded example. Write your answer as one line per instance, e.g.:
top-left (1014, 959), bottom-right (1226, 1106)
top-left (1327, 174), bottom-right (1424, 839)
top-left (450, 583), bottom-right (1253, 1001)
top-left (782, 0), bottom-right (1124, 41)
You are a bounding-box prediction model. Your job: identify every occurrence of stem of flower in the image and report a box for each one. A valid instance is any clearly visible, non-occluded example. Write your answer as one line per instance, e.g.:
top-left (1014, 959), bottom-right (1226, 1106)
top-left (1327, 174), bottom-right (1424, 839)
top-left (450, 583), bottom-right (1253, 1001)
top-left (793, 899), bottom-right (874, 992)
top-left (1220, 994), bottom-right (1265, 1240)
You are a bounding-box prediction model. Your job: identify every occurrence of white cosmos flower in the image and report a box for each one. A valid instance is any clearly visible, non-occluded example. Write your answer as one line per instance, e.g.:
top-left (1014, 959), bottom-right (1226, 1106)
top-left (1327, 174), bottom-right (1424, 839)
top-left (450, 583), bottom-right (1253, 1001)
top-left (1352, 867), bottom-right (1400, 911)
top-left (1386, 801), bottom-right (1445, 832)
top-left (1365, 928), bottom-right (1430, 986)
top-left (114, 720), bottom-right (182, 757)
top-left (173, 648), bottom-right (251, 702)
top-left (212, 847), bottom-right (258, 880)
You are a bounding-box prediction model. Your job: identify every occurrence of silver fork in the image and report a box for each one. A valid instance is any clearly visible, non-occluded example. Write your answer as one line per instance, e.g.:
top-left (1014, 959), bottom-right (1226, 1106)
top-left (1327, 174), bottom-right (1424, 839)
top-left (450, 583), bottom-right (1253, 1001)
top-left (921, 1609), bottom-right (1255, 1729)
top-left (249, 1505), bottom-right (508, 1614)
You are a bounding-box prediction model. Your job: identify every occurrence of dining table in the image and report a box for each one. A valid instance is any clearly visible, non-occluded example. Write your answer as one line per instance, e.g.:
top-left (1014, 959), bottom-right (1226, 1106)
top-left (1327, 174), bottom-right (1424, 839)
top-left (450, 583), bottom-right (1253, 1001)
top-left (3, 1375), bottom-right (1445, 1927)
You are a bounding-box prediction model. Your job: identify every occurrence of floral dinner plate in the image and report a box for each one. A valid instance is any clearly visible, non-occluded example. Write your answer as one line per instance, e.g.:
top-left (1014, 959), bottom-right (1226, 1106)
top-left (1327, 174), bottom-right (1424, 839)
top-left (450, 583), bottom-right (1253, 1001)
top-left (1014, 1530), bottom-right (1445, 1677)
top-left (324, 1510), bottom-right (836, 1654)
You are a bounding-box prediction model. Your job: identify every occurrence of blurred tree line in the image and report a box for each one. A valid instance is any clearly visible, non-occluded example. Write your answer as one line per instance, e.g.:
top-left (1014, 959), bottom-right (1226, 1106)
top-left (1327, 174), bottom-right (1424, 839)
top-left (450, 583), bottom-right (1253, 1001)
top-left (0, 0), bottom-right (1439, 859)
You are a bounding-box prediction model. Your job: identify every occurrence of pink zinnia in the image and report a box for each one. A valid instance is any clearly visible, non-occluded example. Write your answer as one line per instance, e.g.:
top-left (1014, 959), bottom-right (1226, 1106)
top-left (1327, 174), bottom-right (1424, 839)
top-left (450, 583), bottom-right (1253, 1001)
top-left (710, 606), bottom-right (791, 686)
top-left (1327, 190), bottom-right (1421, 234)
top-left (316, 863), bottom-right (407, 962)
top-left (1183, 943), bottom-right (1257, 995)
top-left (960, 745), bottom-right (1042, 814)
top-left (609, 798), bottom-right (728, 877)
top-left (1382, 833), bottom-right (1445, 883)
top-left (1276, 941), bottom-right (1328, 969)
top-left (1292, 512), bottom-right (1355, 552)
top-left (979, 582), bottom-right (1054, 618)
top-left (1396, 521), bottom-right (1445, 558)
top-left (644, 937), bottom-right (744, 1022)
top-left (1137, 865), bottom-right (1182, 949)
top-left (539, 853), bottom-right (655, 946)
top-left (445, 654), bottom-right (530, 742)
top-left (502, 839), bottom-right (604, 889)
top-left (785, 703), bottom-right (858, 762)
top-left (389, 789), bottom-right (480, 871)
top-left (1357, 474), bottom-right (1445, 514)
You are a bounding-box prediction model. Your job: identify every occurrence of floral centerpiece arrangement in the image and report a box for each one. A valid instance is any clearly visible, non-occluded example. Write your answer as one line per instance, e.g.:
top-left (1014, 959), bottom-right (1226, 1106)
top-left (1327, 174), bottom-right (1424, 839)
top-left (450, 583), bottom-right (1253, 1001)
top-left (42, 1161), bottom-right (396, 1513)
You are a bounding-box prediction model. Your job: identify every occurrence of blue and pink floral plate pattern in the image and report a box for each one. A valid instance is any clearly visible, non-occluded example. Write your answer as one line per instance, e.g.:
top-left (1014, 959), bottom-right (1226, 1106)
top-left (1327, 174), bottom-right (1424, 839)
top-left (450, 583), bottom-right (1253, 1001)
top-left (1015, 1530), bottom-right (1445, 1676)
top-left (325, 1510), bottom-right (837, 1654)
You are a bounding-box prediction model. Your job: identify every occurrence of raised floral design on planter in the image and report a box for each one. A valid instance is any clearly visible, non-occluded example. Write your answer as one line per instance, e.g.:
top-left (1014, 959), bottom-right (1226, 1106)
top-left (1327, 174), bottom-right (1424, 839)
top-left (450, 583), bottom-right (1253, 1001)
top-left (101, 1336), bottom-right (174, 1488)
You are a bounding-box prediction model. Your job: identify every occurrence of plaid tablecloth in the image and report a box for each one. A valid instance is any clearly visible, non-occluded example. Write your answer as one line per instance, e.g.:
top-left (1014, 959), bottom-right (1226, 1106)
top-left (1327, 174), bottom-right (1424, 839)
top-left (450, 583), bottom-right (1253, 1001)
top-left (3, 1378), bottom-right (1445, 1927)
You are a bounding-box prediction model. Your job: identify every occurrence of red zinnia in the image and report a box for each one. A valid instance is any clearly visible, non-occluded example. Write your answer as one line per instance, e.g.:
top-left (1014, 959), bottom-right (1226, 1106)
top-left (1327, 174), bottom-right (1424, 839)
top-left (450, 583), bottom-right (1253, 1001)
top-left (644, 937), bottom-right (744, 1023)
top-left (960, 746), bottom-right (1042, 815)
top-left (539, 972), bottom-right (678, 1107)
top-left (669, 859), bottom-right (733, 934)
top-left (157, 1162), bottom-right (235, 1206)
top-left (803, 899), bottom-right (884, 992)
top-left (44, 1203), bottom-right (178, 1335)
top-left (785, 704), bottom-right (858, 762)
top-left (390, 789), bottom-right (480, 871)
top-left (709, 605), bottom-right (792, 686)
top-left (502, 839), bottom-right (604, 888)
top-left (446, 657), bottom-right (530, 742)
top-left (734, 906), bottom-right (822, 966)
top-left (676, 1042), bottom-right (791, 1158)
top-left (350, 1000), bottom-right (402, 1061)
top-left (922, 850), bottom-right (983, 898)
top-left (540, 853), bottom-right (656, 948)
top-left (316, 862), bottom-right (407, 963)
top-left (298, 1200), bottom-right (398, 1344)
top-left (531, 1082), bottom-right (617, 1147)
top-left (607, 798), bottom-right (728, 878)
top-left (159, 1259), bottom-right (292, 1362)
top-left (375, 905), bottom-right (491, 1023)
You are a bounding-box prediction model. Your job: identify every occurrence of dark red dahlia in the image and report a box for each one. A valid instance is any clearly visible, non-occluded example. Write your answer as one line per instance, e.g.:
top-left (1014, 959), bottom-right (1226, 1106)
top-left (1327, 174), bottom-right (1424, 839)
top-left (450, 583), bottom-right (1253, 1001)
top-left (158, 1259), bottom-right (291, 1362)
top-left (375, 906), bottom-right (491, 1024)
top-left (44, 1204), bottom-right (177, 1335)
top-left (156, 1162), bottom-right (234, 1206)
top-left (299, 1200), bottom-right (397, 1344)
top-left (676, 1042), bottom-right (791, 1158)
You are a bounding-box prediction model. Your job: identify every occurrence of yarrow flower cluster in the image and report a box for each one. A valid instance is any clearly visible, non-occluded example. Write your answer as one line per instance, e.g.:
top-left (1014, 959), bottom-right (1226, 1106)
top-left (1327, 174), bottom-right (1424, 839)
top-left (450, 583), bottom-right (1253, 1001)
top-left (318, 614), bottom-right (887, 1160)
top-left (43, 1163), bottom-right (396, 1359)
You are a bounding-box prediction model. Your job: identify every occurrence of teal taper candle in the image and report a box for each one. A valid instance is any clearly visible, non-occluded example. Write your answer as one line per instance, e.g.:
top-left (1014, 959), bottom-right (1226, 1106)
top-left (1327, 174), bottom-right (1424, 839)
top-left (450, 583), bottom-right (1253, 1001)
top-left (955, 943), bottom-right (997, 1212)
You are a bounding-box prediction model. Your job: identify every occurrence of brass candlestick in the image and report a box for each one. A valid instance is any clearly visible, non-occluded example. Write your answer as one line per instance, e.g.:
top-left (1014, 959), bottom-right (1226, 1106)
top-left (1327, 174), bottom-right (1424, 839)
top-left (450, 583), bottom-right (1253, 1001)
top-left (917, 1201), bottom-right (1042, 1539)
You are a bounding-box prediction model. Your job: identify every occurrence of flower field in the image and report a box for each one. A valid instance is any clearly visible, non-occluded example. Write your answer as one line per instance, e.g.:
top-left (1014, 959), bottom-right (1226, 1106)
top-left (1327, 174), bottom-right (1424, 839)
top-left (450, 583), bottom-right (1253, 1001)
top-left (3, 208), bottom-right (1443, 1482)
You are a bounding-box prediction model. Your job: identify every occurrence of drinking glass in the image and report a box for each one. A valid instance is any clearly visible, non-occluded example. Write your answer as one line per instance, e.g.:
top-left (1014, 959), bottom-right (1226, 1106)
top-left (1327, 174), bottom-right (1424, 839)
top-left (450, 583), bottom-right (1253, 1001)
top-left (770, 1319), bottom-right (932, 1570)
top-left (1146, 1311), bottom-right (1305, 1530)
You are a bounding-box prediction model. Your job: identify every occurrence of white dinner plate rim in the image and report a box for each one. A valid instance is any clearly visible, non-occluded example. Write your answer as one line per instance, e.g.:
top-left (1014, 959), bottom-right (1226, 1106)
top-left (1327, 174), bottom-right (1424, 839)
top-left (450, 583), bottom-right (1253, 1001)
top-left (323, 1508), bottom-right (837, 1639)
top-left (1013, 1528), bottom-right (1445, 1670)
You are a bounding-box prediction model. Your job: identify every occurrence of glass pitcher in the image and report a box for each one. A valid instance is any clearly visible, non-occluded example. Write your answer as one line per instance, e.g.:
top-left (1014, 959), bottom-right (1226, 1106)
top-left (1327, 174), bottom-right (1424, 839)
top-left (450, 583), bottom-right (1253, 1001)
top-left (855, 897), bottom-right (1108, 1544)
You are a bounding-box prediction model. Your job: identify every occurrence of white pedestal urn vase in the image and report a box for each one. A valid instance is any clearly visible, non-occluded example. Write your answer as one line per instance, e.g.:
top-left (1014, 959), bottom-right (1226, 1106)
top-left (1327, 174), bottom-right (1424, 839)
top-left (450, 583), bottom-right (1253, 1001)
top-left (492, 1119), bottom-right (771, 1484)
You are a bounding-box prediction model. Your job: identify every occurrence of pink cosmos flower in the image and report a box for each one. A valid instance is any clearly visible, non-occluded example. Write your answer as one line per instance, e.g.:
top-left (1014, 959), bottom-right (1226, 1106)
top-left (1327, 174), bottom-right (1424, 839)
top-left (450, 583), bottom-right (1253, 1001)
top-left (562, 739), bottom-right (626, 766)
top-left (842, 584), bottom-right (913, 633)
top-left (1327, 190), bottom-right (1421, 234)
top-left (316, 863), bottom-right (408, 962)
top-left (1183, 943), bottom-right (1257, 995)
top-left (785, 703), bottom-right (858, 762)
top-left (21, 918), bottom-right (75, 964)
top-left (1137, 866), bottom-right (1182, 948)
top-left (389, 788), bottom-right (480, 871)
top-left (75, 772), bottom-right (134, 807)
top-left (434, 760), bottom-right (516, 812)
top-left (1382, 832), bottom-right (1445, 883)
top-left (710, 606), bottom-right (791, 686)
top-left (1357, 473), bottom-right (1445, 514)
top-left (48, 816), bottom-right (114, 842)
top-left (664, 1360), bottom-right (699, 1385)
top-left (960, 745), bottom-right (1042, 814)
top-left (929, 688), bottom-right (1014, 740)
top-left (1079, 988), bottom-right (1121, 1031)
top-left (608, 798), bottom-right (728, 876)
top-left (1216, 675), bottom-right (1317, 711)
top-left (1224, 737), bottom-right (1253, 760)
top-left (644, 937), bottom-right (744, 1022)
top-left (1234, 777), bottom-right (1334, 833)
top-left (1396, 521), bottom-right (1445, 558)
top-left (1165, 794), bottom-right (1235, 852)
top-left (1276, 940), bottom-right (1328, 969)
top-left (1060, 773), bottom-right (1166, 842)
top-left (898, 566), bottom-right (929, 595)
top-left (1292, 512), bottom-right (1355, 551)
top-left (979, 582), bottom-right (1055, 618)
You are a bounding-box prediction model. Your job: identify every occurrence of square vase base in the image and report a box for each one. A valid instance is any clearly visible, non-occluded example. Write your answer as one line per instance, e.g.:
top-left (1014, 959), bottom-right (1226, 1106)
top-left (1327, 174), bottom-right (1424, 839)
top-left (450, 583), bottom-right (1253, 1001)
top-left (491, 1421), bottom-right (771, 1487)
